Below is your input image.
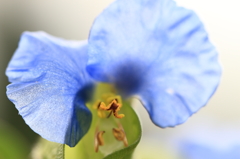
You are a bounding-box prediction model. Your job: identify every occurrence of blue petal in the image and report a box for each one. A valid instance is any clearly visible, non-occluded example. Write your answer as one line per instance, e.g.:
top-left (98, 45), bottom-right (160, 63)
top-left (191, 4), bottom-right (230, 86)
top-left (182, 143), bottom-right (240, 159)
top-left (87, 0), bottom-right (221, 127)
top-left (6, 31), bottom-right (93, 147)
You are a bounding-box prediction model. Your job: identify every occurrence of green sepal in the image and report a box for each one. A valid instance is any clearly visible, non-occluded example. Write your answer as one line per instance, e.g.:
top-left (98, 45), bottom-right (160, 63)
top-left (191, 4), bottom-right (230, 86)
top-left (65, 83), bottom-right (142, 159)
top-left (65, 101), bottom-right (141, 159)
top-left (103, 101), bottom-right (141, 159)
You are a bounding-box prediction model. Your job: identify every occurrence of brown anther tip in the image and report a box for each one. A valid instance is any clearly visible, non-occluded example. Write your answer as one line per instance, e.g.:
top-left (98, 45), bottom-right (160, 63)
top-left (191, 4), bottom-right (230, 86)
top-left (95, 130), bottom-right (105, 152)
top-left (97, 102), bottom-right (101, 109)
top-left (112, 127), bottom-right (128, 147)
top-left (112, 128), bottom-right (125, 141)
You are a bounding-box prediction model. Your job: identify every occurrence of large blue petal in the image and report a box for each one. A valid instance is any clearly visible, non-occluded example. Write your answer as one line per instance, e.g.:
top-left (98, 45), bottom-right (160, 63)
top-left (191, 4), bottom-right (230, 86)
top-left (87, 0), bottom-right (221, 127)
top-left (6, 32), bottom-right (93, 147)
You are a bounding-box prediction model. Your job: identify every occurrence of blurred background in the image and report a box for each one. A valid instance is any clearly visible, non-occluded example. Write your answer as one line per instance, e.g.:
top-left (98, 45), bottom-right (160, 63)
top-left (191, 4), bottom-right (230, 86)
top-left (0, 0), bottom-right (239, 158)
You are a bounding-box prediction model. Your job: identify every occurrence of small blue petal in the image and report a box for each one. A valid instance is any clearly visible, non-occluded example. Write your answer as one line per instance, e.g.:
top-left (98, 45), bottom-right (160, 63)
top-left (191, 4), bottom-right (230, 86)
top-left (88, 0), bottom-right (221, 127)
top-left (182, 143), bottom-right (240, 159)
top-left (6, 32), bottom-right (93, 147)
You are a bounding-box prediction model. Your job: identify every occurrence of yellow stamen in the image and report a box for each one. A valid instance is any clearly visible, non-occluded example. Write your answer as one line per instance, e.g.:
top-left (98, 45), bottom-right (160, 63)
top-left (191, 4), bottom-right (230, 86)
top-left (105, 95), bottom-right (122, 106)
top-left (93, 94), bottom-right (125, 118)
top-left (93, 100), bottom-right (101, 109)
top-left (99, 99), bottom-right (125, 119)
top-left (93, 100), bottom-right (106, 118)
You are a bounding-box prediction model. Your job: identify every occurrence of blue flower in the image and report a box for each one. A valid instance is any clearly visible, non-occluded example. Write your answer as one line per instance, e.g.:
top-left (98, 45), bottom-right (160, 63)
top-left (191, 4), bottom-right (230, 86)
top-left (6, 0), bottom-right (221, 147)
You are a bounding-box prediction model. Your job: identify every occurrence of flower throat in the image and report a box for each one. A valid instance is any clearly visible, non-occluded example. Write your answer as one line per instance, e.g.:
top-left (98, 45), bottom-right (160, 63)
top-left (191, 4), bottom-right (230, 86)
top-left (88, 83), bottom-right (128, 154)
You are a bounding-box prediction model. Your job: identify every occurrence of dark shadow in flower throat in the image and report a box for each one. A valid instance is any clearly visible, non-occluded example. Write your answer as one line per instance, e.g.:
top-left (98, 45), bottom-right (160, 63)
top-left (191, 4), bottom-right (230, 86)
top-left (113, 60), bottom-right (147, 98)
top-left (65, 83), bottom-right (95, 147)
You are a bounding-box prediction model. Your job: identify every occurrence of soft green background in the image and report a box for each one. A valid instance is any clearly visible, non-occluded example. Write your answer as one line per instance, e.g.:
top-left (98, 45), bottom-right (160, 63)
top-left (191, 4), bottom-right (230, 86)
top-left (0, 0), bottom-right (239, 158)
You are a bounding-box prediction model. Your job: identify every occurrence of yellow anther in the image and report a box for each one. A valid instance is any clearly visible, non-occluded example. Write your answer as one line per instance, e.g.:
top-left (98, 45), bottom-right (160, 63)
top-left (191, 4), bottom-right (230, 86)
top-left (99, 99), bottom-right (125, 119)
top-left (95, 129), bottom-right (105, 152)
top-left (105, 95), bottom-right (122, 106)
top-left (93, 100), bottom-right (106, 118)
top-left (93, 100), bottom-right (100, 109)
top-left (112, 124), bottom-right (128, 147)
top-left (93, 94), bottom-right (125, 119)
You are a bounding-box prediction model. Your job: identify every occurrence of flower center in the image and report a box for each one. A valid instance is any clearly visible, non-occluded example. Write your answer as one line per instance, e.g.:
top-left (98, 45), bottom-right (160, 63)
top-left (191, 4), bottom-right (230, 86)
top-left (91, 84), bottom-right (128, 153)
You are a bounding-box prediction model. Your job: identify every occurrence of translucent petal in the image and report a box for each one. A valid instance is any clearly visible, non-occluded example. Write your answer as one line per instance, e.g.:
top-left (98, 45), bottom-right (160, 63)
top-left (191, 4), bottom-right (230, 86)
top-left (87, 0), bottom-right (221, 127)
top-left (6, 32), bottom-right (93, 147)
